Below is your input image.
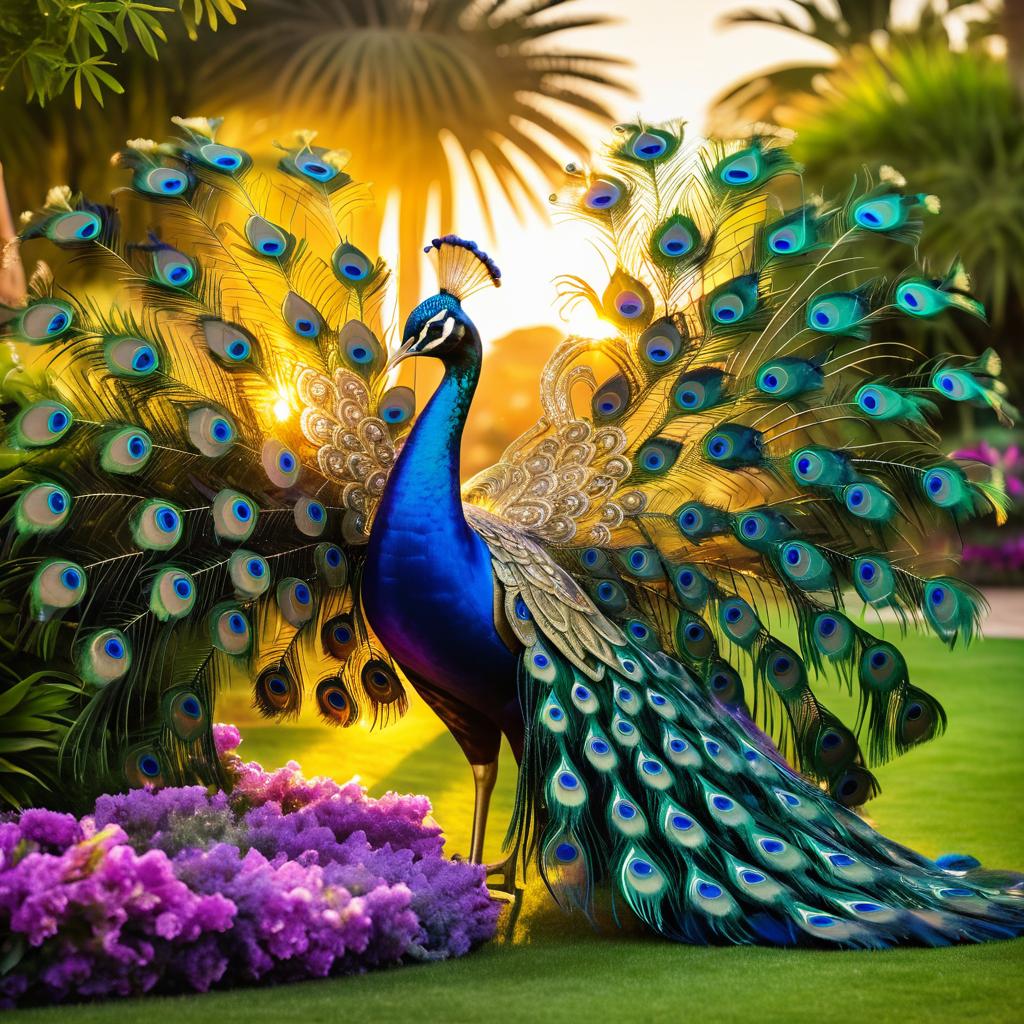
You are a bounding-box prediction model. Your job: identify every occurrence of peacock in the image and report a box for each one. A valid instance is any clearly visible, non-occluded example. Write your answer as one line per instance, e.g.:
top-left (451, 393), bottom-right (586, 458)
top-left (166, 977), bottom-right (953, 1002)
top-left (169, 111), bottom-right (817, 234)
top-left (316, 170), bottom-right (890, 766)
top-left (2, 115), bottom-right (1022, 948)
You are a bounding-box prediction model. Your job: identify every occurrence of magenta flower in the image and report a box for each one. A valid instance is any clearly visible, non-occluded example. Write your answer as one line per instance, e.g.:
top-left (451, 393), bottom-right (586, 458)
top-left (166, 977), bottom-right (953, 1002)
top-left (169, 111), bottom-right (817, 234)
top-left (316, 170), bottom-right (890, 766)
top-left (954, 440), bottom-right (1024, 502)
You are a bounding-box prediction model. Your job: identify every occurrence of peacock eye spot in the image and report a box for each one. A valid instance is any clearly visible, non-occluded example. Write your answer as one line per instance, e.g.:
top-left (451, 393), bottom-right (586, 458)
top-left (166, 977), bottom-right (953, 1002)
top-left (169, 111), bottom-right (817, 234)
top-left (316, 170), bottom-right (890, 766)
top-left (278, 452), bottom-right (296, 472)
top-left (334, 626), bottom-right (350, 643)
top-left (597, 582), bottom-right (615, 600)
top-left (630, 622), bottom-right (648, 639)
top-left (173, 578), bottom-right (191, 598)
top-left (681, 390), bottom-right (697, 406)
top-left (617, 800), bottom-right (636, 818)
top-left (726, 607), bottom-right (741, 623)
top-left (797, 457), bottom-right (811, 474)
top-left (326, 690), bottom-right (346, 709)
top-left (679, 571), bottom-right (694, 586)
top-left (591, 738), bottom-right (609, 754)
top-left (786, 547), bottom-right (800, 565)
top-left (211, 419), bottom-right (231, 442)
top-left (814, 311), bottom-right (830, 327)
top-left (48, 410), bottom-right (69, 432)
top-left (861, 564), bottom-right (876, 581)
top-left (592, 195), bottom-right (611, 207)
top-left (863, 394), bottom-right (877, 410)
top-left (764, 374), bottom-right (778, 388)
top-left (710, 439), bottom-right (726, 456)
top-left (325, 548), bottom-right (341, 567)
top-left (296, 319), bottom-right (316, 336)
top-left (140, 755), bottom-right (160, 776)
top-left (819, 617), bottom-right (837, 636)
top-left (104, 637), bottom-right (125, 659)
top-left (906, 702), bottom-right (923, 720)
top-left (630, 551), bottom-right (646, 568)
top-left (761, 838), bottom-right (785, 854)
top-left (533, 653), bottom-right (549, 668)
top-left (48, 312), bottom-right (69, 333)
top-left (246, 558), bottom-right (265, 577)
top-left (742, 518), bottom-right (758, 536)
top-left (683, 512), bottom-right (697, 527)
top-left (773, 656), bottom-right (791, 673)
top-left (294, 584), bottom-right (311, 604)
top-left (228, 613), bottom-right (246, 634)
top-left (49, 491), bottom-right (67, 513)
top-left (269, 675), bottom-right (288, 695)
top-left (162, 178), bottom-right (183, 193)
top-left (870, 651), bottom-right (888, 669)
top-left (928, 476), bottom-right (943, 493)
top-left (232, 500), bottom-right (252, 521)
top-left (940, 376), bottom-right (954, 392)
top-left (260, 240), bottom-right (282, 255)
top-left (549, 706), bottom-right (564, 720)
top-left (557, 771), bottom-right (578, 790)
top-left (182, 696), bottom-right (201, 717)
top-left (685, 623), bottom-right (704, 641)
top-left (227, 340), bottom-right (248, 359)
top-left (128, 436), bottom-right (146, 457)
top-left (216, 156), bottom-right (237, 168)
top-left (61, 568), bottom-right (81, 588)
top-left (849, 488), bottom-right (864, 506)
top-left (726, 168), bottom-right (750, 182)
top-left (930, 586), bottom-right (946, 605)
top-left (774, 237), bottom-right (791, 250)
top-left (555, 842), bottom-right (578, 862)
top-left (156, 508), bottom-right (179, 532)
top-left (307, 502), bottom-right (324, 522)
top-left (821, 731), bottom-right (842, 750)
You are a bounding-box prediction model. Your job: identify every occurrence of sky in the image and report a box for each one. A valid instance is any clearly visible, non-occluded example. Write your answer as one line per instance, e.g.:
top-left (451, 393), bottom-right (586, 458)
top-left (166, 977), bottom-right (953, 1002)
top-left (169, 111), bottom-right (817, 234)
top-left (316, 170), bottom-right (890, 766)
top-left (400, 0), bottom-right (837, 340)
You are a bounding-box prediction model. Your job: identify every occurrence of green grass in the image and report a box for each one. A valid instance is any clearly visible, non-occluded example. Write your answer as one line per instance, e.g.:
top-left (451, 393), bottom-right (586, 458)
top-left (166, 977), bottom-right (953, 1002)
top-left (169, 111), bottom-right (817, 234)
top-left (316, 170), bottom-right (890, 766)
top-left (11, 633), bottom-right (1024, 1022)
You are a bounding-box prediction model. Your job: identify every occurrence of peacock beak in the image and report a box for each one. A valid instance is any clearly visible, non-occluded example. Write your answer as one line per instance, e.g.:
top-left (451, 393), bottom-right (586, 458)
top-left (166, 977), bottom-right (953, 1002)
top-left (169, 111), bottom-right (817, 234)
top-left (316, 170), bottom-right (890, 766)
top-left (385, 337), bottom-right (417, 372)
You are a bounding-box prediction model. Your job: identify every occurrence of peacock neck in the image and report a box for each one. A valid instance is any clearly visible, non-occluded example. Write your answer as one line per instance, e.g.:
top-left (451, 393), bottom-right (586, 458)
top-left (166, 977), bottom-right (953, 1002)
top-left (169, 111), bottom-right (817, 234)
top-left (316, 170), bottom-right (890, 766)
top-left (378, 347), bottom-right (481, 538)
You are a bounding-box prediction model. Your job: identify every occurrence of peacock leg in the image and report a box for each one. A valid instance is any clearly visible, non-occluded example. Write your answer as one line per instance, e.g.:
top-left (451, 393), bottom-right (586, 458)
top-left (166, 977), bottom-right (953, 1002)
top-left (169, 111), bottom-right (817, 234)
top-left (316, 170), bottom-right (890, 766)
top-left (469, 759), bottom-right (499, 862)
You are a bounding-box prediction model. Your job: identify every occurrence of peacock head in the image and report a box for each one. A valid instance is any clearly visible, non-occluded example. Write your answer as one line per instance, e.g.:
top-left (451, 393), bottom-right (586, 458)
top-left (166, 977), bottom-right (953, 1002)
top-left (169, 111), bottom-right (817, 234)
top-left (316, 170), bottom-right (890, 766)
top-left (391, 235), bottom-right (500, 367)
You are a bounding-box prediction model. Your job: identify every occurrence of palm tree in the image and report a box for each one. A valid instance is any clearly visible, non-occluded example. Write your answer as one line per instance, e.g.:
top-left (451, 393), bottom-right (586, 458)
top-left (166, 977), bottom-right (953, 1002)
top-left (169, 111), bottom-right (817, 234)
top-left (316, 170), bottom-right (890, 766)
top-left (708, 0), bottom-right (995, 132)
top-left (2, 0), bottom-right (631, 313)
top-left (198, 0), bottom-right (631, 310)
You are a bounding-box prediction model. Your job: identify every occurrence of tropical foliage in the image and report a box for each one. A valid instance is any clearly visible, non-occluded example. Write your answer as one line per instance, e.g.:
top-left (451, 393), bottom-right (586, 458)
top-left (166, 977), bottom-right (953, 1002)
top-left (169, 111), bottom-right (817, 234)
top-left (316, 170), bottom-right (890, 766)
top-left (0, 0), bottom-right (245, 108)
top-left (709, 0), bottom-right (1002, 131)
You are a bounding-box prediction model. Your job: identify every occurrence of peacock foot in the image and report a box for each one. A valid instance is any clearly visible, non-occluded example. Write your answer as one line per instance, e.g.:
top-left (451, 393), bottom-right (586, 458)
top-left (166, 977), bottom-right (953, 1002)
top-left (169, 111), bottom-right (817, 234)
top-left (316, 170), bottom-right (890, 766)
top-left (485, 854), bottom-right (524, 937)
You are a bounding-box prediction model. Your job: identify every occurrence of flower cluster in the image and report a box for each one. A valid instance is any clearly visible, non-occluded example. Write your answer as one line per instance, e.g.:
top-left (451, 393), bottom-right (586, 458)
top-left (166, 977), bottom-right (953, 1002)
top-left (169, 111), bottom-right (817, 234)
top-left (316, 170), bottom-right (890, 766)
top-left (0, 726), bottom-right (499, 1008)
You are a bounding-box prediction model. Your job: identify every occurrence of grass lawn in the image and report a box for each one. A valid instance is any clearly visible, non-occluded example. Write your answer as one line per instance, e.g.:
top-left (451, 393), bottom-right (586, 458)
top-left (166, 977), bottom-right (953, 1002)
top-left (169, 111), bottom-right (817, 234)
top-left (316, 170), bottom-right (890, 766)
top-left (12, 632), bottom-right (1024, 1023)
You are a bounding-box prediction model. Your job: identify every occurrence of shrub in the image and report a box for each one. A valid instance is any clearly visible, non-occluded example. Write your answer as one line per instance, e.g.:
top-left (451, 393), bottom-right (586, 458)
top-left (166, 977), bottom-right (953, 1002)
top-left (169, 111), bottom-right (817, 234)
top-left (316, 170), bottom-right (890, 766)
top-left (0, 725), bottom-right (499, 1008)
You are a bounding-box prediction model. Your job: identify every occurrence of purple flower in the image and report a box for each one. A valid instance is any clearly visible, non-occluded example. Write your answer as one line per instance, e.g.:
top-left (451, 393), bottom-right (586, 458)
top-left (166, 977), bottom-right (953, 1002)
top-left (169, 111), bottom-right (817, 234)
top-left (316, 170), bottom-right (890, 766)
top-left (0, 727), bottom-right (498, 1009)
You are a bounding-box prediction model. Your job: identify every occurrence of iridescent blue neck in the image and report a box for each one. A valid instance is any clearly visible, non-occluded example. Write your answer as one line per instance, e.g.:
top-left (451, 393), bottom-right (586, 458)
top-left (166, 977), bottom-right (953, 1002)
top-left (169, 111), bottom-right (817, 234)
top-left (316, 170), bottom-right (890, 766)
top-left (375, 343), bottom-right (481, 540)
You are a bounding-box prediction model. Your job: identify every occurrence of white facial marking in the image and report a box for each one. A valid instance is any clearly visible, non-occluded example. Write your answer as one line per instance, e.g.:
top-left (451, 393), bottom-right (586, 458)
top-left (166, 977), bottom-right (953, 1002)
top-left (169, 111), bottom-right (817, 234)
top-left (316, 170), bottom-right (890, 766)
top-left (416, 309), bottom-right (446, 344)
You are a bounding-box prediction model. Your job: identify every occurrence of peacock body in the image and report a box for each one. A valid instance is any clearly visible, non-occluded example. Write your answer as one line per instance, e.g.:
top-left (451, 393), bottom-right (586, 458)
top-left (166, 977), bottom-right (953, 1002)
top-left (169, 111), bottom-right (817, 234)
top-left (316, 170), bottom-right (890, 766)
top-left (2, 116), bottom-right (1022, 949)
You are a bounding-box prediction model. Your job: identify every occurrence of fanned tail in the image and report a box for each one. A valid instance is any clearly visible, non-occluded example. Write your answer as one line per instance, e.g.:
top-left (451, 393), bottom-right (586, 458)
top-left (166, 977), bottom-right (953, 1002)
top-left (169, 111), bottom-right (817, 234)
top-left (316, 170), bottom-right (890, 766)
top-left (470, 121), bottom-right (1009, 806)
top-left (0, 118), bottom-right (414, 805)
top-left (470, 120), bottom-right (1020, 946)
